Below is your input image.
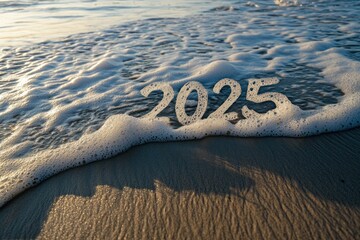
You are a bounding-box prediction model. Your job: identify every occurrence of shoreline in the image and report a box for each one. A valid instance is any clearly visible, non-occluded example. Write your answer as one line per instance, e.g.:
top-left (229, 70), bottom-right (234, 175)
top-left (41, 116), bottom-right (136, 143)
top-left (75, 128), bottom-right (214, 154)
top-left (1, 128), bottom-right (360, 239)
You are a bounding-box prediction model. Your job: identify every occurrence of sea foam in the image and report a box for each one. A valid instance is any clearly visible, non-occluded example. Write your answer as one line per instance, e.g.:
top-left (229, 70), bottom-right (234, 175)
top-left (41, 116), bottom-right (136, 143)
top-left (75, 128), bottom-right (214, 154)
top-left (0, 0), bottom-right (360, 207)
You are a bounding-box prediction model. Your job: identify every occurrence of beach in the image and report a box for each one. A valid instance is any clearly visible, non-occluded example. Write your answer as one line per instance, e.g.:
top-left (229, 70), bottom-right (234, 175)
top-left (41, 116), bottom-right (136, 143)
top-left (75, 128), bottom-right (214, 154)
top-left (1, 128), bottom-right (359, 239)
top-left (1, 1), bottom-right (360, 239)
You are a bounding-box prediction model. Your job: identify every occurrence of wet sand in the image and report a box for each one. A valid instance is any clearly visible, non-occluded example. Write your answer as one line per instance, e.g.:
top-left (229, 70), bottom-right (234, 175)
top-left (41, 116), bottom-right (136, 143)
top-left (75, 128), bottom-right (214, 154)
top-left (0, 129), bottom-right (360, 239)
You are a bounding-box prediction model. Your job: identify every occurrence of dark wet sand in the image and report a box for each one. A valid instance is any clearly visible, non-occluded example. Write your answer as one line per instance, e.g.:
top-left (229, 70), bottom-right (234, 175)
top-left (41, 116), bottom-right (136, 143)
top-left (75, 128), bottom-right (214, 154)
top-left (0, 129), bottom-right (360, 239)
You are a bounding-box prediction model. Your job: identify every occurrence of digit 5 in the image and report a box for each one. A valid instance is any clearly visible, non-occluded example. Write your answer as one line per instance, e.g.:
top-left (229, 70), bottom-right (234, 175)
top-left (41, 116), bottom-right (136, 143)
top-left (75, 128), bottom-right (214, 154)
top-left (241, 78), bottom-right (292, 119)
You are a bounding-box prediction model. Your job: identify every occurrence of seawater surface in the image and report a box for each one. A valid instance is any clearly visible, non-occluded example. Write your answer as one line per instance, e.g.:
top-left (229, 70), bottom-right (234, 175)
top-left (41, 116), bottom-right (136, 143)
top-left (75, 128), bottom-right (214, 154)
top-left (0, 0), bottom-right (237, 47)
top-left (0, 0), bottom-right (360, 207)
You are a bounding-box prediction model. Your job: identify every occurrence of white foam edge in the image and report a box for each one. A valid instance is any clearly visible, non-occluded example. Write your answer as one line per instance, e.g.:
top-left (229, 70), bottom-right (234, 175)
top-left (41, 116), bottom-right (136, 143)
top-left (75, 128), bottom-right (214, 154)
top-left (1, 43), bottom-right (360, 207)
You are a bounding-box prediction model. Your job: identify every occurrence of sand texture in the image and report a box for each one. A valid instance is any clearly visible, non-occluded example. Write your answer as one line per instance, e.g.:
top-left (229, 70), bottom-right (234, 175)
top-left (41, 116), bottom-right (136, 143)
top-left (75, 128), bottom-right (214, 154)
top-left (0, 129), bottom-right (360, 239)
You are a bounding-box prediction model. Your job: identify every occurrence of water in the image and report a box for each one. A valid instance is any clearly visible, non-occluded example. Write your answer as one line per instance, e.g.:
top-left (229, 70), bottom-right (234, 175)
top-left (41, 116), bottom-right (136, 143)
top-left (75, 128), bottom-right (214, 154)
top-left (0, 0), bottom-right (237, 47)
top-left (0, 0), bottom-right (360, 207)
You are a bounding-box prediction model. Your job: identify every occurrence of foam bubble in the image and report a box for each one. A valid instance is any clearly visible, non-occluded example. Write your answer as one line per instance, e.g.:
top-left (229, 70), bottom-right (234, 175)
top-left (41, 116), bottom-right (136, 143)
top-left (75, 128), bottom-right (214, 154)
top-left (274, 0), bottom-right (304, 7)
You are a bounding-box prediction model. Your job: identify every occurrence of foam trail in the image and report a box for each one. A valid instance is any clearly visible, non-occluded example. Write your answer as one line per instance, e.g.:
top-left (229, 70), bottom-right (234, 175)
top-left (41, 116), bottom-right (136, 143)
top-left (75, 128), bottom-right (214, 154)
top-left (1, 0), bottom-right (360, 207)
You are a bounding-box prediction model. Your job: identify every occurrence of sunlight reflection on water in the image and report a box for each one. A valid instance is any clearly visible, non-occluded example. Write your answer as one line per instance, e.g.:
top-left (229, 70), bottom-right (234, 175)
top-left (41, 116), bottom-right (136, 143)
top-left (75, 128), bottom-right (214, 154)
top-left (0, 0), bottom-right (235, 47)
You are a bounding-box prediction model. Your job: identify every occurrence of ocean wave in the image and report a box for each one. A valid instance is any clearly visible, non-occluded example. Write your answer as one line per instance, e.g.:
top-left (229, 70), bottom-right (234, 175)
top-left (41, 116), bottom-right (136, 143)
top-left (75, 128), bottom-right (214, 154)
top-left (0, 0), bottom-right (360, 207)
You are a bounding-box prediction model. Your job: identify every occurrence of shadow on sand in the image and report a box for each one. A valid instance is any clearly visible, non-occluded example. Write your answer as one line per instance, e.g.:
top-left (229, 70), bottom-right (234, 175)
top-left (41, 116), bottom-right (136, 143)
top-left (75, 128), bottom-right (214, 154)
top-left (0, 128), bottom-right (359, 238)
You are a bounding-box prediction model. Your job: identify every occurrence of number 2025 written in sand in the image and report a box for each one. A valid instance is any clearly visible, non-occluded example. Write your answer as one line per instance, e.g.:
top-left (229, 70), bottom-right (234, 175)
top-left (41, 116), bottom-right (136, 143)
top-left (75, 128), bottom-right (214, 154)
top-left (140, 78), bottom-right (291, 125)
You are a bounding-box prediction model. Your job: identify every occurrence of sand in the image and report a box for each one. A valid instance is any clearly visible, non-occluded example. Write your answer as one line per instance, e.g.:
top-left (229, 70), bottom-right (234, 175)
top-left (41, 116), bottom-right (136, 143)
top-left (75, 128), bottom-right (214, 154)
top-left (0, 129), bottom-right (360, 239)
